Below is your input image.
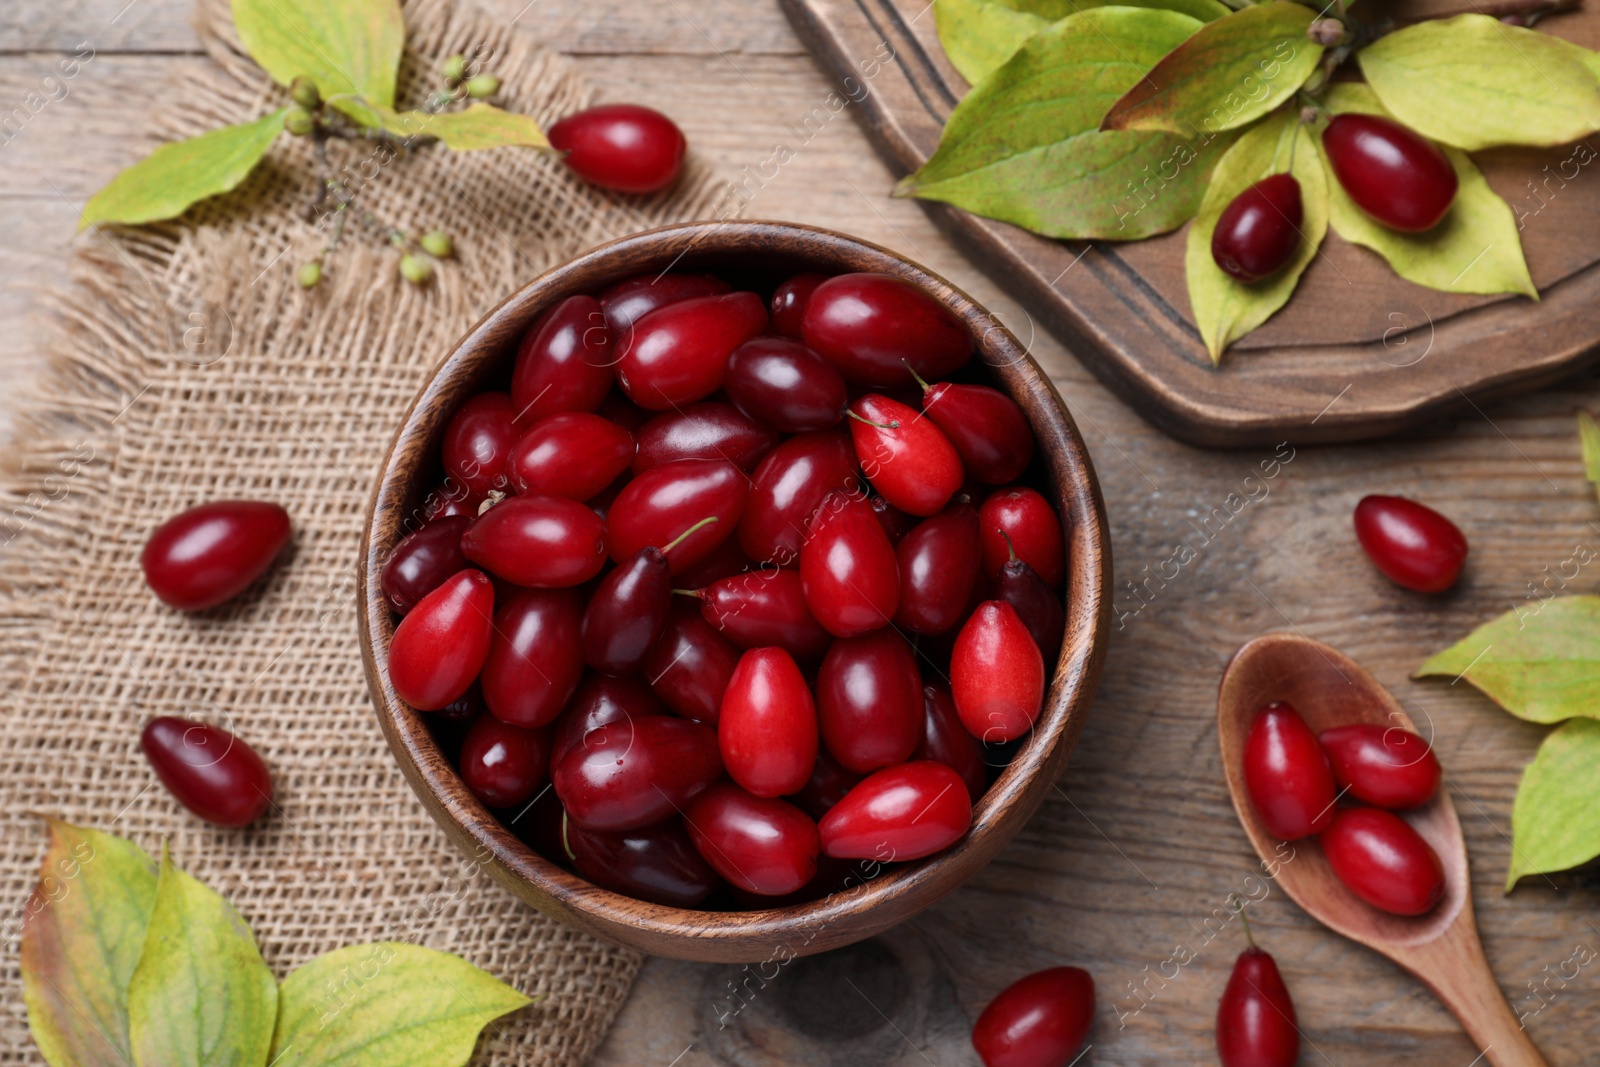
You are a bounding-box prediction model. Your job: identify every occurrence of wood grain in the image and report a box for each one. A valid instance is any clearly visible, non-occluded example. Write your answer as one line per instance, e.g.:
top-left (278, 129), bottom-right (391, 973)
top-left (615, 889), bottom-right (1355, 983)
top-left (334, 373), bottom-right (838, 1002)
top-left (0, 1), bottom-right (1597, 1064)
top-left (781, 0), bottom-right (1600, 446)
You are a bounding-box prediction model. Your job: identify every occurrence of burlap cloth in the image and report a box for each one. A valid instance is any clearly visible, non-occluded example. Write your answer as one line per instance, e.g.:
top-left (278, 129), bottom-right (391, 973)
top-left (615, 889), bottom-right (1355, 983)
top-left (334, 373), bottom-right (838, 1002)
top-left (0, 0), bottom-right (729, 1061)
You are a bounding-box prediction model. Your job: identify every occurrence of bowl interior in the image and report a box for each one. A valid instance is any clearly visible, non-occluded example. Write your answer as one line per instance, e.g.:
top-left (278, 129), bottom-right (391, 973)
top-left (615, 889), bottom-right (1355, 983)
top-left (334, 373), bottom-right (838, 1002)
top-left (359, 221), bottom-right (1111, 962)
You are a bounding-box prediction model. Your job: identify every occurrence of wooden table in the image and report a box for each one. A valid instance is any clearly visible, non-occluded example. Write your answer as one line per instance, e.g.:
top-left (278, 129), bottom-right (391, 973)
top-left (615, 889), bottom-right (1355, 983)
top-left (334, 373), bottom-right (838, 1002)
top-left (3, 2), bottom-right (1598, 1064)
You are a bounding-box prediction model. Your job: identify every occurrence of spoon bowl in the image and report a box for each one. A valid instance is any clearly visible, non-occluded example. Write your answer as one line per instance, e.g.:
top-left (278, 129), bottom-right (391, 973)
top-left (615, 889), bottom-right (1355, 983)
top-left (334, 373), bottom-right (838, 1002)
top-left (1217, 632), bottom-right (1546, 1067)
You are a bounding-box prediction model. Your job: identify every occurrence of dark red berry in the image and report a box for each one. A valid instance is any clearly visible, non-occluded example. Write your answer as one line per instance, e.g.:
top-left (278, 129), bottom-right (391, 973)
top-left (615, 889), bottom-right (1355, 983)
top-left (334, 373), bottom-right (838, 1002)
top-left (459, 715), bottom-right (551, 809)
top-left (724, 336), bottom-right (848, 433)
top-left (480, 587), bottom-right (583, 728)
top-left (817, 628), bottom-right (924, 774)
top-left (615, 292), bottom-right (767, 410)
top-left (140, 717), bottom-right (272, 828)
top-left (800, 490), bottom-right (900, 637)
top-left (786, 748), bottom-right (862, 820)
top-left (719, 647), bottom-right (819, 797)
top-left (388, 569), bottom-right (494, 711)
top-left (642, 603), bottom-right (740, 724)
top-left (894, 503), bottom-right (981, 635)
top-left (633, 401), bottom-right (779, 474)
top-left (508, 412), bottom-right (635, 500)
top-left (819, 760), bottom-right (972, 861)
top-left (739, 430), bottom-right (859, 565)
top-left (849, 393), bottom-right (964, 517)
top-left (550, 675), bottom-right (664, 768)
top-left (1323, 113), bottom-right (1457, 232)
top-left (381, 515), bottom-right (471, 614)
top-left (1320, 806), bottom-right (1446, 916)
top-left (916, 684), bottom-right (987, 801)
top-left (952, 601), bottom-right (1044, 744)
top-left (442, 392), bottom-right (518, 496)
top-left (1353, 494), bottom-right (1467, 593)
top-left (697, 568), bottom-right (832, 661)
top-left (581, 548), bottom-right (673, 676)
top-left (971, 966), bottom-right (1095, 1067)
top-left (511, 296), bottom-right (613, 425)
top-left (801, 272), bottom-right (971, 387)
top-left (992, 552), bottom-right (1065, 659)
top-left (1217, 940), bottom-right (1299, 1067)
top-left (141, 501), bottom-right (291, 611)
top-left (552, 715), bottom-right (722, 832)
top-left (684, 784), bottom-right (820, 896)
top-left (598, 272), bottom-right (730, 340)
top-left (1319, 723), bottom-right (1441, 809)
top-left (462, 495), bottom-right (608, 588)
top-left (548, 103), bottom-right (686, 194)
top-left (1211, 173), bottom-right (1303, 283)
top-left (563, 814), bottom-right (720, 907)
top-left (1242, 701), bottom-right (1337, 840)
top-left (770, 272), bottom-right (828, 339)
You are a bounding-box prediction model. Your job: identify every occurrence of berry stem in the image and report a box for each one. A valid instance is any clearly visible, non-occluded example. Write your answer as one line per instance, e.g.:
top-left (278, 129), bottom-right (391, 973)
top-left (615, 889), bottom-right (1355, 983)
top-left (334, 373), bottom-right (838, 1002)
top-left (901, 358), bottom-right (932, 394)
top-left (1001, 529), bottom-right (1018, 564)
top-left (561, 811), bottom-right (577, 863)
top-left (1231, 893), bottom-right (1257, 950)
top-left (671, 588), bottom-right (703, 598)
top-left (660, 515), bottom-right (718, 556)
top-left (847, 409), bottom-right (900, 431)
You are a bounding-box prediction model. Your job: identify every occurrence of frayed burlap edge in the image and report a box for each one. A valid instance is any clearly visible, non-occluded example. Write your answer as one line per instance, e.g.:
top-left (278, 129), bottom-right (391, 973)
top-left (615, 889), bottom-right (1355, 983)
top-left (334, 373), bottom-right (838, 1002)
top-left (0, 0), bottom-right (730, 1062)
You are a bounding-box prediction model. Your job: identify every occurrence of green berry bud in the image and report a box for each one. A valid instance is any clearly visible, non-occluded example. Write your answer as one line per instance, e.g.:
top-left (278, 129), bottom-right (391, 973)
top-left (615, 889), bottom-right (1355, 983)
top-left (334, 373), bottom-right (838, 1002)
top-left (442, 54), bottom-right (468, 84)
top-left (284, 106), bottom-right (315, 137)
top-left (289, 75), bottom-right (320, 110)
top-left (297, 261), bottom-right (323, 289)
top-left (420, 230), bottom-right (454, 259)
top-left (464, 74), bottom-right (500, 100)
top-left (399, 254), bottom-right (433, 284)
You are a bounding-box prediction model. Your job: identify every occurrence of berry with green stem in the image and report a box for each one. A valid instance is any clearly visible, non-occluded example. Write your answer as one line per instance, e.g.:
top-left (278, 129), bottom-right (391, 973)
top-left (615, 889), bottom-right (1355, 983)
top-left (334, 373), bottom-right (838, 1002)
top-left (465, 74), bottom-right (500, 100)
top-left (297, 261), bottom-right (323, 289)
top-left (442, 54), bottom-right (468, 85)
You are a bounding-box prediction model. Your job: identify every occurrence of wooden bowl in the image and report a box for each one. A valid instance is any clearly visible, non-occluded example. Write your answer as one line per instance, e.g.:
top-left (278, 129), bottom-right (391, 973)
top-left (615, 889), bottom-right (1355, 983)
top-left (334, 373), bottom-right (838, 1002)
top-left (358, 220), bottom-right (1112, 963)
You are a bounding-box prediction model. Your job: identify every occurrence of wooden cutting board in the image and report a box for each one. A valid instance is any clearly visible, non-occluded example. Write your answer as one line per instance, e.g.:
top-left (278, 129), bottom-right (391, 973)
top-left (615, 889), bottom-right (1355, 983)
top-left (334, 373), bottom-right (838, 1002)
top-left (779, 0), bottom-right (1600, 446)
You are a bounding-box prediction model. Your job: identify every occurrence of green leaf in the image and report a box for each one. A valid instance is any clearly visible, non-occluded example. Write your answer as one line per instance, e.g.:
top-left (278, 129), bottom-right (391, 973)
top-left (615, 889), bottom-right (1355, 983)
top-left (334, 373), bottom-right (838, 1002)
top-left (21, 820), bottom-right (159, 1067)
top-left (231, 0), bottom-right (405, 107)
top-left (1580, 409), bottom-right (1600, 502)
top-left (1507, 717), bottom-right (1600, 889)
top-left (1415, 596), bottom-right (1600, 724)
top-left (1185, 107), bottom-right (1327, 362)
top-left (79, 108), bottom-right (286, 229)
top-left (1101, 2), bottom-right (1323, 135)
top-left (1359, 15), bottom-right (1600, 151)
top-left (269, 942), bottom-right (532, 1066)
top-left (900, 7), bottom-right (1235, 239)
top-left (1317, 83), bottom-right (1535, 299)
top-left (933, 0), bottom-right (1227, 86)
top-left (329, 98), bottom-right (550, 151)
top-left (127, 847), bottom-right (277, 1067)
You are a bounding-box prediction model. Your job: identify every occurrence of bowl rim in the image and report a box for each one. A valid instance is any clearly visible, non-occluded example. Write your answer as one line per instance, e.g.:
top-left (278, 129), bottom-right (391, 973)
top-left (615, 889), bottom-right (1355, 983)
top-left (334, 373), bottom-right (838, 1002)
top-left (358, 219), bottom-right (1112, 961)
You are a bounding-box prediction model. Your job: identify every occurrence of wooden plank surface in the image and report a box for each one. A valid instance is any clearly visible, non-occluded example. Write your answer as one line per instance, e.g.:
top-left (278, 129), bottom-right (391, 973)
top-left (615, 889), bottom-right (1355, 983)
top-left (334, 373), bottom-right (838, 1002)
top-left (2, 2), bottom-right (1598, 1065)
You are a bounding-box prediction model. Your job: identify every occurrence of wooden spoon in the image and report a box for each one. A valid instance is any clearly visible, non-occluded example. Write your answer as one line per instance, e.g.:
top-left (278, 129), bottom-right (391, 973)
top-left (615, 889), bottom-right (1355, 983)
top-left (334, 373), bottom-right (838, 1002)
top-left (1217, 632), bottom-right (1547, 1067)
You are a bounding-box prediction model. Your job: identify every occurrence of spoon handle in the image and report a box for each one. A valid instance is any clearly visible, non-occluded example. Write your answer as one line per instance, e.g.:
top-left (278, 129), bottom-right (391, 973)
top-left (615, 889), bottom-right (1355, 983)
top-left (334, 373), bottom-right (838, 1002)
top-left (1421, 924), bottom-right (1548, 1067)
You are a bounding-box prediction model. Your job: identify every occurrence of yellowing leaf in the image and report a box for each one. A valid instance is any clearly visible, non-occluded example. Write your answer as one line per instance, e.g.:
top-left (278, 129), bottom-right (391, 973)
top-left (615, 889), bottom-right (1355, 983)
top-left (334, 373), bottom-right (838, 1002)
top-left (330, 97), bottom-right (550, 151)
top-left (1185, 108), bottom-right (1327, 362)
top-left (901, 7), bottom-right (1234, 239)
top-left (1580, 410), bottom-right (1600, 502)
top-left (231, 0), bottom-right (405, 106)
top-left (80, 108), bottom-right (286, 229)
top-left (1507, 718), bottom-right (1600, 889)
top-left (127, 848), bottom-right (277, 1067)
top-left (1359, 15), bottom-right (1600, 151)
top-left (269, 942), bottom-right (532, 1067)
top-left (933, 0), bottom-right (1227, 86)
top-left (1101, 2), bottom-right (1323, 136)
top-left (1415, 596), bottom-right (1600, 724)
top-left (21, 820), bottom-right (158, 1067)
top-left (1318, 84), bottom-right (1535, 299)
